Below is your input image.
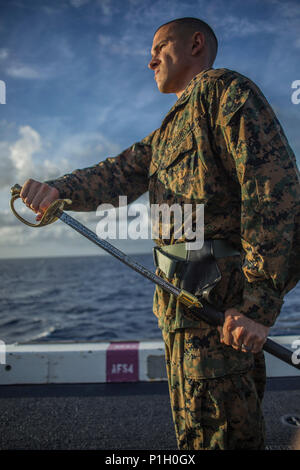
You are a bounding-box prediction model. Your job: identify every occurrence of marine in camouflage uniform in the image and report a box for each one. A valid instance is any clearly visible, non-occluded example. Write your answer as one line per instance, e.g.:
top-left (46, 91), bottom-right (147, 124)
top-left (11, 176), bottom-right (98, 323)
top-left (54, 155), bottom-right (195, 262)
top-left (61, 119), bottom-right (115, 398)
top-left (45, 66), bottom-right (300, 449)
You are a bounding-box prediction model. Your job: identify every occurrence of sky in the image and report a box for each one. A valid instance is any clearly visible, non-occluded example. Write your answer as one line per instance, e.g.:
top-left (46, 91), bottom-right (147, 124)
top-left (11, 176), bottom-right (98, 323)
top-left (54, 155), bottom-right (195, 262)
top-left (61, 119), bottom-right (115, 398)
top-left (0, 0), bottom-right (299, 259)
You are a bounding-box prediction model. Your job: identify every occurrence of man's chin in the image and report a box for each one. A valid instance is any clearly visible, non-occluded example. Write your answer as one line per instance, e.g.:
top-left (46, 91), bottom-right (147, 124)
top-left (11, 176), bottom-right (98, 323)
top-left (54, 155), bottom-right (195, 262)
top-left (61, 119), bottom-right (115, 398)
top-left (156, 81), bottom-right (173, 94)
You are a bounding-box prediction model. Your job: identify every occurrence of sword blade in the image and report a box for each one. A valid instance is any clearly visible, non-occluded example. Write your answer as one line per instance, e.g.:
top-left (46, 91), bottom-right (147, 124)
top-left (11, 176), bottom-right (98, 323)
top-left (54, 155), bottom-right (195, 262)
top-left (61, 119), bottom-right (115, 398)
top-left (55, 209), bottom-right (300, 371)
top-left (9, 184), bottom-right (300, 371)
top-left (58, 209), bottom-right (180, 297)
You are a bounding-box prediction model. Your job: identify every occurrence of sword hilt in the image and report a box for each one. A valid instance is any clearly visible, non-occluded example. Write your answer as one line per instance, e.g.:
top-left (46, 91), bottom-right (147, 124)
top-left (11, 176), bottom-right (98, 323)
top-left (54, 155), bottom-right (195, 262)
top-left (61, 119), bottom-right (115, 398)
top-left (10, 183), bottom-right (72, 227)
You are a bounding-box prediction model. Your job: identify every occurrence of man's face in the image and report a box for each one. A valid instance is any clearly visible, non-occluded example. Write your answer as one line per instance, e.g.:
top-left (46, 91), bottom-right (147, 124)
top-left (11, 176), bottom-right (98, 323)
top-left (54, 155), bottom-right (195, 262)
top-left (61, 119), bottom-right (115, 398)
top-left (148, 24), bottom-right (191, 96)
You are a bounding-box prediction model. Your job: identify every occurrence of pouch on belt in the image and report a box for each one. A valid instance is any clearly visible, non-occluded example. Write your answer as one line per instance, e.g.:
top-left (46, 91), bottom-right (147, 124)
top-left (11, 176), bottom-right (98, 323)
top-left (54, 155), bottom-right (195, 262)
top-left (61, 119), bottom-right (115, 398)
top-left (155, 241), bottom-right (254, 379)
top-left (153, 239), bottom-right (240, 300)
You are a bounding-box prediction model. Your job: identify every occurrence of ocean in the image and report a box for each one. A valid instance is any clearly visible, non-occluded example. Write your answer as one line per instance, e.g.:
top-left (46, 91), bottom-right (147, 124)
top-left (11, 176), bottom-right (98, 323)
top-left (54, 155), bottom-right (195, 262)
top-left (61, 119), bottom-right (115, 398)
top-left (0, 254), bottom-right (299, 344)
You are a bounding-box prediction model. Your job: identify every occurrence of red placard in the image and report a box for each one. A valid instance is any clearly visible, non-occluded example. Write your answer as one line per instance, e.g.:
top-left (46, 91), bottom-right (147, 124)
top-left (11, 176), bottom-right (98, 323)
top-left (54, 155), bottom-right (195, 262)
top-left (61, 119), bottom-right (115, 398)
top-left (106, 341), bottom-right (139, 382)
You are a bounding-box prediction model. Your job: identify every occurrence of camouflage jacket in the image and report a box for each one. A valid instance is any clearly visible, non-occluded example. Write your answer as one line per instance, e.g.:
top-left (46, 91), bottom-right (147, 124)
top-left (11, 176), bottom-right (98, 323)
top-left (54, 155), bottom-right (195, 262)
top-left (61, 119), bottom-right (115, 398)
top-left (46, 68), bottom-right (300, 332)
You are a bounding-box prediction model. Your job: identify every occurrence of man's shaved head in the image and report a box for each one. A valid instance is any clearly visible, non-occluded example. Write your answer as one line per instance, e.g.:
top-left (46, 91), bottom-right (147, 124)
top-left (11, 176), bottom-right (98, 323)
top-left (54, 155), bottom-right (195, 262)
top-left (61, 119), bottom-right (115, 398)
top-left (155, 17), bottom-right (218, 66)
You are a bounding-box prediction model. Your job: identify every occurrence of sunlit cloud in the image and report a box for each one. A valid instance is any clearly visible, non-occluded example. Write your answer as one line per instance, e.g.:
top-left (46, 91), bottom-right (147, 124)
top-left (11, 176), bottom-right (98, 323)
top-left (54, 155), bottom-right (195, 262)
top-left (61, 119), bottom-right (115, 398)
top-left (0, 126), bottom-right (69, 189)
top-left (98, 33), bottom-right (148, 57)
top-left (6, 63), bottom-right (50, 80)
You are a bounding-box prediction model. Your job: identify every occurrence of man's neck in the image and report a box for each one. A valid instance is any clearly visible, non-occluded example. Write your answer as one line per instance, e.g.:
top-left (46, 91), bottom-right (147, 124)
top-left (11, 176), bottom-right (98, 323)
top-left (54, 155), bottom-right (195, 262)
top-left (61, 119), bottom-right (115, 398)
top-left (175, 66), bottom-right (211, 98)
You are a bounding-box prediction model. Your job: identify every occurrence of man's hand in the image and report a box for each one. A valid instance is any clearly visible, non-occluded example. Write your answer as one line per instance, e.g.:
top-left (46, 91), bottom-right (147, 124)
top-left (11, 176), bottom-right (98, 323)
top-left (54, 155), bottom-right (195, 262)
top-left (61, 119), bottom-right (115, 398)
top-left (218, 308), bottom-right (269, 354)
top-left (20, 179), bottom-right (60, 222)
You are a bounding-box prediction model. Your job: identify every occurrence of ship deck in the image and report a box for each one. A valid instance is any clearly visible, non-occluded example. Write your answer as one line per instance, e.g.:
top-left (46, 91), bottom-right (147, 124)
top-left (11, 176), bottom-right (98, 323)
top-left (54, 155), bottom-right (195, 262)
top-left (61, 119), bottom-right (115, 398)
top-left (0, 377), bottom-right (300, 450)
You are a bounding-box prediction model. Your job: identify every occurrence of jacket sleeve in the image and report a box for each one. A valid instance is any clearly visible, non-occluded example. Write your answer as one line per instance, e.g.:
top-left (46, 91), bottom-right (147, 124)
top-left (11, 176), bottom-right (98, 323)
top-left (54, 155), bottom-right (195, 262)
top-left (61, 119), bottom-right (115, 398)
top-left (217, 75), bottom-right (300, 327)
top-left (45, 131), bottom-right (156, 211)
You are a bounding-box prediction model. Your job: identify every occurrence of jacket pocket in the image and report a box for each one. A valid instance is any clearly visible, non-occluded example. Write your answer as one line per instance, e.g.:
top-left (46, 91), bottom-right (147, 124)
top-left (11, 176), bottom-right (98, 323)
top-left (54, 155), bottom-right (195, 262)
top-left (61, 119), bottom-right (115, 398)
top-left (148, 124), bottom-right (195, 178)
top-left (161, 127), bottom-right (195, 170)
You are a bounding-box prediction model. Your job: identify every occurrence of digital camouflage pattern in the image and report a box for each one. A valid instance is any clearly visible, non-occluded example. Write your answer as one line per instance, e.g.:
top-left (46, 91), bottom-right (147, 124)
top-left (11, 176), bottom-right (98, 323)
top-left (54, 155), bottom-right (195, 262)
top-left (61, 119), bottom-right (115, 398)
top-left (163, 328), bottom-right (266, 450)
top-left (46, 68), bottom-right (300, 449)
top-left (47, 67), bottom-right (300, 330)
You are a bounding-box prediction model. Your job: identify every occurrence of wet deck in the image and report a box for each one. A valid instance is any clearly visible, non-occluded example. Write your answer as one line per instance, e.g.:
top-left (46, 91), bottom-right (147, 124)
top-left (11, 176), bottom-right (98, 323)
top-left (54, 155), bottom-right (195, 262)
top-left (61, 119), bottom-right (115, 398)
top-left (0, 377), bottom-right (300, 450)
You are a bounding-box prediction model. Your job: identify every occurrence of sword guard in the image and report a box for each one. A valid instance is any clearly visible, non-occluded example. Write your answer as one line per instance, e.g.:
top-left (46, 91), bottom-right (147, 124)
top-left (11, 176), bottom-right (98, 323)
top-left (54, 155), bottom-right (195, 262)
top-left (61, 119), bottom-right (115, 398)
top-left (178, 289), bottom-right (203, 309)
top-left (10, 184), bottom-right (72, 227)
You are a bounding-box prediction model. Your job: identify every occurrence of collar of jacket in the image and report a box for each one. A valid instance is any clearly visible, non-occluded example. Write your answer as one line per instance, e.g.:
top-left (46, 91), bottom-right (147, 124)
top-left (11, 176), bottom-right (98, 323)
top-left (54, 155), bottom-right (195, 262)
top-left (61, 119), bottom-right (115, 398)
top-left (160, 67), bottom-right (213, 128)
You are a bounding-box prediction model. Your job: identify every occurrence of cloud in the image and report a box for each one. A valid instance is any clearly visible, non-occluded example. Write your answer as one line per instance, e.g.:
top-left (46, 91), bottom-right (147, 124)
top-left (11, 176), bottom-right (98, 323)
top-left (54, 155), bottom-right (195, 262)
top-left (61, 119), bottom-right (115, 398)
top-left (6, 63), bottom-right (49, 80)
top-left (4, 55), bottom-right (68, 80)
top-left (97, 0), bottom-right (115, 16)
top-left (98, 33), bottom-right (148, 57)
top-left (267, 0), bottom-right (300, 19)
top-left (69, 0), bottom-right (117, 15)
top-left (215, 15), bottom-right (278, 37)
top-left (0, 191), bottom-right (152, 258)
top-left (122, 0), bottom-right (183, 28)
top-left (0, 125), bottom-right (70, 189)
top-left (0, 123), bottom-right (125, 194)
top-left (294, 38), bottom-right (300, 49)
top-left (54, 131), bottom-right (121, 168)
top-left (69, 0), bottom-right (90, 7)
top-left (212, 0), bottom-right (300, 39)
top-left (0, 48), bottom-right (8, 60)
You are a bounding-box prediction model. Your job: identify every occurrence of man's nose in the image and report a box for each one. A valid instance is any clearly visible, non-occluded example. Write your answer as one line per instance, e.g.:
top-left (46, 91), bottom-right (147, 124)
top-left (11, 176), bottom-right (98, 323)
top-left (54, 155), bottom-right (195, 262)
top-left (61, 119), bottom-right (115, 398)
top-left (148, 57), bottom-right (160, 70)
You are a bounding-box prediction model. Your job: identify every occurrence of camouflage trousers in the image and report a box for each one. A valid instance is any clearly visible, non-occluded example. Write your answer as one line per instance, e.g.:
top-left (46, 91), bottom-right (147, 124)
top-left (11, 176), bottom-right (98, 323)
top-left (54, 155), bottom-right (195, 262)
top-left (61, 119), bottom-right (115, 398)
top-left (162, 327), bottom-right (266, 450)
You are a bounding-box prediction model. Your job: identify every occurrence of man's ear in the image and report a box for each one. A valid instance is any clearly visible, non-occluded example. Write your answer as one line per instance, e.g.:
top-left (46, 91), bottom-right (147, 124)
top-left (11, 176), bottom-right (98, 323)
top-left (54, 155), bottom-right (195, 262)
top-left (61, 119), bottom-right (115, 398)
top-left (191, 31), bottom-right (205, 56)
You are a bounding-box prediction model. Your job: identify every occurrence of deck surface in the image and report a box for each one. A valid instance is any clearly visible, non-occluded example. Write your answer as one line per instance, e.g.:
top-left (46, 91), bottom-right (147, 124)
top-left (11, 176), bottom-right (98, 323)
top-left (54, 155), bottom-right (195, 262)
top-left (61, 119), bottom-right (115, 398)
top-left (0, 377), bottom-right (300, 450)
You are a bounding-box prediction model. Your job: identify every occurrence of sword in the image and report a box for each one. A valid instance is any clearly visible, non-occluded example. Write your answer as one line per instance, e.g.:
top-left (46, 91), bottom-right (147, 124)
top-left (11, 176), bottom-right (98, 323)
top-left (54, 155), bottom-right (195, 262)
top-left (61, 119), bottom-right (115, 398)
top-left (10, 183), bottom-right (300, 371)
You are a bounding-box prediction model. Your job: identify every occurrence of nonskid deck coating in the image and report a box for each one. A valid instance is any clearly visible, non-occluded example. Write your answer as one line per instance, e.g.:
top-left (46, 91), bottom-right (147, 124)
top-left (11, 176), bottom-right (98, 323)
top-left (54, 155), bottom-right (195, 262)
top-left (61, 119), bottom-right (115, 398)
top-left (0, 377), bottom-right (299, 450)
